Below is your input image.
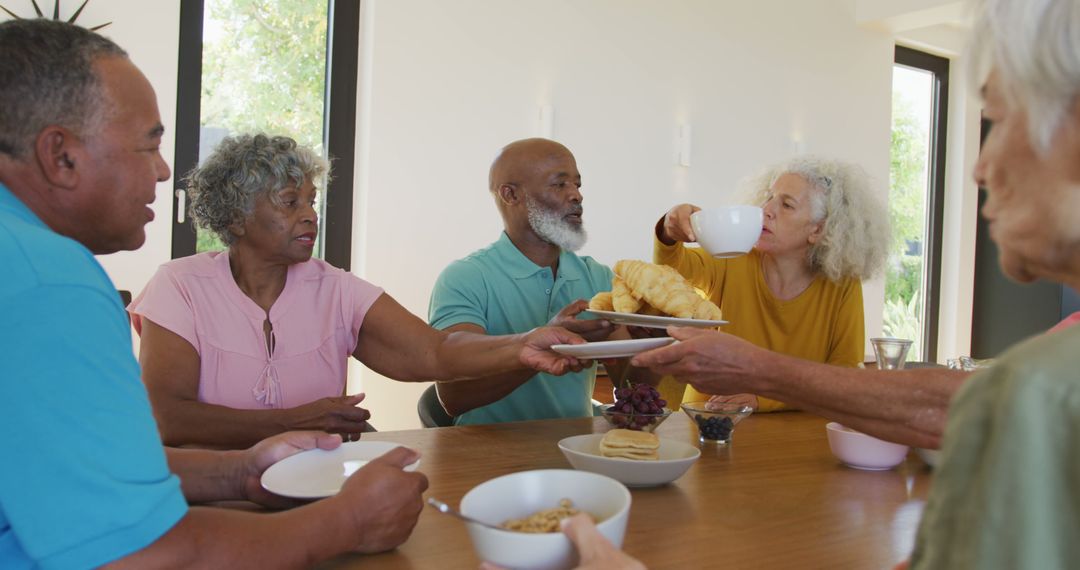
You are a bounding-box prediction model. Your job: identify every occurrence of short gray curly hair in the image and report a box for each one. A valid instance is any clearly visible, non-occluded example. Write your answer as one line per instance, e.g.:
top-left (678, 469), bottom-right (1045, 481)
top-left (0, 19), bottom-right (127, 158)
top-left (186, 134), bottom-right (330, 245)
top-left (742, 156), bottom-right (890, 282)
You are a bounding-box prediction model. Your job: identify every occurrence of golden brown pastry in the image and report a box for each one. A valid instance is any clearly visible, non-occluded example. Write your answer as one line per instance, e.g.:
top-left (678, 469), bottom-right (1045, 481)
top-left (588, 291), bottom-right (614, 311)
top-left (611, 275), bottom-right (643, 314)
top-left (614, 260), bottom-right (721, 320)
top-left (599, 428), bottom-right (660, 460)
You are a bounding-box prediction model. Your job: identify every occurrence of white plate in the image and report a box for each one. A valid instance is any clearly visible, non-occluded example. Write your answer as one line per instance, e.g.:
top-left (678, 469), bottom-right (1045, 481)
top-left (261, 440), bottom-right (420, 499)
top-left (551, 337), bottom-right (676, 359)
top-left (584, 309), bottom-right (727, 330)
top-left (558, 434), bottom-right (700, 487)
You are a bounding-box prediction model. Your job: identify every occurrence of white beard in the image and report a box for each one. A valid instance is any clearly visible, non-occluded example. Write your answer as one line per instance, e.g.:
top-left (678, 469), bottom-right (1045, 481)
top-left (525, 195), bottom-right (587, 252)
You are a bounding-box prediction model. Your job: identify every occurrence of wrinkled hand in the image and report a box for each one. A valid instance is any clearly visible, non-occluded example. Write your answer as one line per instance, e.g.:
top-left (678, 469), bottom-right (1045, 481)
top-left (630, 327), bottom-right (769, 396)
top-left (520, 326), bottom-right (589, 375)
top-left (337, 447), bottom-right (429, 553)
top-left (239, 430), bottom-right (344, 509)
top-left (550, 299), bottom-right (616, 342)
top-left (707, 393), bottom-right (759, 412)
top-left (479, 513), bottom-right (645, 570)
top-left (286, 394), bottom-right (371, 441)
top-left (660, 203), bottom-right (702, 244)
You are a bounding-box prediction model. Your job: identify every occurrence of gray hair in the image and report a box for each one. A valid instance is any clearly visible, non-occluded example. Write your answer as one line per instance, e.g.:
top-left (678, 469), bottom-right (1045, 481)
top-left (186, 134), bottom-right (330, 245)
top-left (742, 156), bottom-right (890, 282)
top-left (0, 19), bottom-right (127, 158)
top-left (970, 0), bottom-right (1080, 154)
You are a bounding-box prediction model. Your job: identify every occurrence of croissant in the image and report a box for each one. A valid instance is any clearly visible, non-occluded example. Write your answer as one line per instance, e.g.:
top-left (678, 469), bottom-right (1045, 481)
top-left (588, 291), bottom-right (614, 311)
top-left (611, 276), bottom-right (643, 314)
top-left (613, 260), bottom-right (722, 320)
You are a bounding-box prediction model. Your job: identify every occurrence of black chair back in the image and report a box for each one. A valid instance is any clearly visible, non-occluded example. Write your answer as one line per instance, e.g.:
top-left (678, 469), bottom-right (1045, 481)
top-left (417, 384), bottom-right (454, 428)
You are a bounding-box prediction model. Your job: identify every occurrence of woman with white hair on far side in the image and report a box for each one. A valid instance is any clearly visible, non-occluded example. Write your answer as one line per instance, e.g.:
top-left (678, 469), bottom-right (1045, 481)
top-left (653, 156), bottom-right (890, 412)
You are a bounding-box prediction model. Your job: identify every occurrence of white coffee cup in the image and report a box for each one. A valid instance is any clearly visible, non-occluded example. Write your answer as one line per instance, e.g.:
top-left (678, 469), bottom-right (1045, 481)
top-left (690, 206), bottom-right (763, 258)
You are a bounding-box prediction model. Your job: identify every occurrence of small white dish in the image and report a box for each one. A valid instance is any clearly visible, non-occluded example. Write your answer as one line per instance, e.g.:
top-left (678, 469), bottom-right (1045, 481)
top-left (825, 422), bottom-right (909, 471)
top-left (261, 440), bottom-right (420, 499)
top-left (558, 434), bottom-right (700, 487)
top-left (584, 309), bottom-right (727, 330)
top-left (551, 337), bottom-right (676, 359)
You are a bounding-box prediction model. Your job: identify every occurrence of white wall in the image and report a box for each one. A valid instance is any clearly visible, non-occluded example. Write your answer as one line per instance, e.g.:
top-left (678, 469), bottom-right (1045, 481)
top-left (351, 0), bottom-right (897, 430)
top-left (0, 1), bottom-right (181, 352)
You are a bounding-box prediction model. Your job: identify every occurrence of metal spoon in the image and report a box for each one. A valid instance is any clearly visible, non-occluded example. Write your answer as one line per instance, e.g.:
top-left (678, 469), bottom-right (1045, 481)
top-left (426, 497), bottom-right (504, 531)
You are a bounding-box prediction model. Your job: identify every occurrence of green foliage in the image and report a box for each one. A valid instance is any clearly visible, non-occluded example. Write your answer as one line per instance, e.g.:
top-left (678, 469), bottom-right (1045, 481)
top-left (195, 0), bottom-right (329, 252)
top-left (201, 0), bottom-right (329, 151)
top-left (889, 94), bottom-right (928, 261)
top-left (882, 292), bottom-right (922, 361)
top-left (196, 229), bottom-right (227, 253)
top-left (883, 89), bottom-right (930, 358)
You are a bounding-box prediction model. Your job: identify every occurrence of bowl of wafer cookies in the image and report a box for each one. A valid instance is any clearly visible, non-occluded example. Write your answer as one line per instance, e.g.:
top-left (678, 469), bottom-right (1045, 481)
top-left (558, 429), bottom-right (701, 487)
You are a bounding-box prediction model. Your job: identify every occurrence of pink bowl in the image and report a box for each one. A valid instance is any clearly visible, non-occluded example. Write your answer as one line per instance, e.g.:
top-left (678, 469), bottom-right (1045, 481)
top-left (825, 422), bottom-right (909, 471)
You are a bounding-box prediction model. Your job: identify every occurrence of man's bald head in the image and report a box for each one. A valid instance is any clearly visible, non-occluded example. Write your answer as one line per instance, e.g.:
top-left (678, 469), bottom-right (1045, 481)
top-left (489, 138), bottom-right (574, 194)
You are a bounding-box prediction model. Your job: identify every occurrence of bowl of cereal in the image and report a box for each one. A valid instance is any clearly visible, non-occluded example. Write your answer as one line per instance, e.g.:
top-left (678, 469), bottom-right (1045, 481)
top-left (558, 432), bottom-right (700, 487)
top-left (459, 469), bottom-right (631, 570)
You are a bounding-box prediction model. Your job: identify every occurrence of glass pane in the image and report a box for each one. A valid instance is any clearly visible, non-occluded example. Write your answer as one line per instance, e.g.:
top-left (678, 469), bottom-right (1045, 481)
top-left (197, 0), bottom-right (330, 255)
top-left (885, 65), bottom-right (934, 361)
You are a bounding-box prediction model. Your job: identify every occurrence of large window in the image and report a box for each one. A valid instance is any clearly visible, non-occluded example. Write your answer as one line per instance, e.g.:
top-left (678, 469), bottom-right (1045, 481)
top-left (172, 0), bottom-right (360, 269)
top-left (885, 46), bottom-right (948, 362)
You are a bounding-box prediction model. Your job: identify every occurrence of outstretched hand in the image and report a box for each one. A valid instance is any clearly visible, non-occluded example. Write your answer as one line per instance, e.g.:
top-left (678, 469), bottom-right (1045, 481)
top-left (519, 326), bottom-right (590, 375)
top-left (550, 299), bottom-right (616, 342)
top-left (630, 327), bottom-right (769, 397)
top-left (239, 430), bottom-right (345, 508)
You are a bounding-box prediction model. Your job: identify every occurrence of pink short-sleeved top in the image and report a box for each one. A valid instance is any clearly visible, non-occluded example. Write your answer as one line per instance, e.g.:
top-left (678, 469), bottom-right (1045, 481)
top-left (128, 252), bottom-right (383, 410)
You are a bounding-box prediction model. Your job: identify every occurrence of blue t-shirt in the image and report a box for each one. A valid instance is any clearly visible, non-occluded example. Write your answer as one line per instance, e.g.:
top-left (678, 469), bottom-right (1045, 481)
top-left (428, 232), bottom-right (614, 425)
top-left (0, 184), bottom-right (187, 569)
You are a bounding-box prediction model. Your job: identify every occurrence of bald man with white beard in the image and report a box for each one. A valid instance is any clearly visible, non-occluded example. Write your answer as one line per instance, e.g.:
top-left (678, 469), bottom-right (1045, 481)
top-left (428, 138), bottom-right (632, 424)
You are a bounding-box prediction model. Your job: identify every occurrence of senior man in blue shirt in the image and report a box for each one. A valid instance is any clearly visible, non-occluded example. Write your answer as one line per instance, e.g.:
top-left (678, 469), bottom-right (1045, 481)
top-left (0, 19), bottom-right (429, 568)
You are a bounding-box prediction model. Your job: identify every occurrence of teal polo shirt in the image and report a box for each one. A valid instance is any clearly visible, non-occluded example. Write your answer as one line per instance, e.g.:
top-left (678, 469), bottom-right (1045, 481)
top-left (429, 232), bottom-right (614, 425)
top-left (0, 183), bottom-right (187, 569)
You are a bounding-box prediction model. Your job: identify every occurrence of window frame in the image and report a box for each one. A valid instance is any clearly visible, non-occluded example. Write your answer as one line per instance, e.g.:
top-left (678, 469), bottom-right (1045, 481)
top-left (893, 45), bottom-right (948, 362)
top-left (171, 0), bottom-right (360, 270)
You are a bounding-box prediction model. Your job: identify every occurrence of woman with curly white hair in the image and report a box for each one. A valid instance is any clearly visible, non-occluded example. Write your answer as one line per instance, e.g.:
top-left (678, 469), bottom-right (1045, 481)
top-left (653, 156), bottom-right (889, 411)
top-left (128, 133), bottom-right (583, 448)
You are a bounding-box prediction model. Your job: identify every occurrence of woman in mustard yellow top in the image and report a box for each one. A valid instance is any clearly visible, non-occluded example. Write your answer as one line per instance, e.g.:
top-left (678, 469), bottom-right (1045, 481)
top-left (654, 157), bottom-right (889, 411)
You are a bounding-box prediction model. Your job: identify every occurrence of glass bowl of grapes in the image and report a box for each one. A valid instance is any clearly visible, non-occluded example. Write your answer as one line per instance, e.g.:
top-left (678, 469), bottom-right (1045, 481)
top-left (600, 383), bottom-right (673, 433)
top-left (680, 401), bottom-right (753, 444)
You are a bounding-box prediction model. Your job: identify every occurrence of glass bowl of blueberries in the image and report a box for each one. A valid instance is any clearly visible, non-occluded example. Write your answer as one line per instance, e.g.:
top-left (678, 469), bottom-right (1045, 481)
top-left (600, 383), bottom-right (673, 433)
top-left (680, 401), bottom-right (754, 444)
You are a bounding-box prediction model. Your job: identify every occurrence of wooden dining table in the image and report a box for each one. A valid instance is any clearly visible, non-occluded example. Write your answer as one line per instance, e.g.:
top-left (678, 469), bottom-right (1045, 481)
top-left (317, 412), bottom-right (931, 569)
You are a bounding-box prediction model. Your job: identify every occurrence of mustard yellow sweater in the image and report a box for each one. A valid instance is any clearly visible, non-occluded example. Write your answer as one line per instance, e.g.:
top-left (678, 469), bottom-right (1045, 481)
top-left (654, 237), bottom-right (864, 412)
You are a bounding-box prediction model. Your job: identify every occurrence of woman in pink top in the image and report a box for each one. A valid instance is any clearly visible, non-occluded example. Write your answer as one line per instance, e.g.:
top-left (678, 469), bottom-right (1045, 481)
top-left (130, 134), bottom-right (594, 448)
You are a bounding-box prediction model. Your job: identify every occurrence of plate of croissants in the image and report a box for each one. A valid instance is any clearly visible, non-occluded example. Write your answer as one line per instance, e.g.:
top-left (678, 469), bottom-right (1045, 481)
top-left (585, 260), bottom-right (727, 329)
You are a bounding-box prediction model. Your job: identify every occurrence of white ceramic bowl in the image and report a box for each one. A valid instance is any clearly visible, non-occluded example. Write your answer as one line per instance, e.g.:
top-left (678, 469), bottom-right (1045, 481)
top-left (825, 422), bottom-right (910, 471)
top-left (459, 469), bottom-right (631, 570)
top-left (690, 205), bottom-right (763, 258)
top-left (558, 434), bottom-right (700, 487)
